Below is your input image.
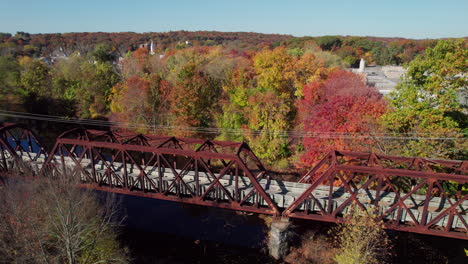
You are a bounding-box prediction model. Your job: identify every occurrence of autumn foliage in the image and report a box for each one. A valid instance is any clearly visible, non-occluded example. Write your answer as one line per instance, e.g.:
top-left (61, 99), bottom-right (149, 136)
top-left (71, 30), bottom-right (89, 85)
top-left (0, 32), bottom-right (465, 171)
top-left (297, 69), bottom-right (387, 167)
top-left (110, 49), bottom-right (171, 132)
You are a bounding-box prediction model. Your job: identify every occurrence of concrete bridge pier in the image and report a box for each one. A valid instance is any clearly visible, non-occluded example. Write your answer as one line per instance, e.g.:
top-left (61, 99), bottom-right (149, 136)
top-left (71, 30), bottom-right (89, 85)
top-left (268, 217), bottom-right (294, 260)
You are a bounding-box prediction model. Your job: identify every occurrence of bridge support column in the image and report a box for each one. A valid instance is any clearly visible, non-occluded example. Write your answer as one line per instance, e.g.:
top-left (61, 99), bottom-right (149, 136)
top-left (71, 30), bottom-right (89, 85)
top-left (268, 217), bottom-right (294, 260)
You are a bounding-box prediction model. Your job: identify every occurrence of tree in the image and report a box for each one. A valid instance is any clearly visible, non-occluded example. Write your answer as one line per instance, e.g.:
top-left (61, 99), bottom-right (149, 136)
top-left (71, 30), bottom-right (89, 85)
top-left (216, 57), bottom-right (254, 141)
top-left (246, 47), bottom-right (297, 164)
top-left (253, 47), bottom-right (295, 100)
top-left (218, 47), bottom-right (333, 165)
top-left (91, 44), bottom-right (117, 63)
top-left (243, 90), bottom-right (291, 163)
top-left (110, 74), bottom-right (171, 132)
top-left (0, 172), bottom-right (128, 263)
top-left (121, 48), bottom-right (151, 76)
top-left (382, 39), bottom-right (467, 159)
top-left (0, 56), bottom-right (21, 100)
top-left (18, 56), bottom-right (52, 97)
top-left (81, 61), bottom-right (120, 118)
top-left (110, 47), bottom-right (173, 131)
top-left (51, 54), bottom-right (120, 118)
top-left (297, 69), bottom-right (387, 167)
top-left (371, 46), bottom-right (399, 65)
top-left (332, 206), bottom-right (391, 264)
top-left (165, 47), bottom-right (234, 133)
top-left (314, 36), bottom-right (342, 51)
top-left (291, 52), bottom-right (329, 97)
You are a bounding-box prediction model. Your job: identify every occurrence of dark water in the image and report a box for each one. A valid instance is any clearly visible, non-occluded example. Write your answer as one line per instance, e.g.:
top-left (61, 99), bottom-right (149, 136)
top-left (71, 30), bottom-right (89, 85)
top-left (120, 195), bottom-right (267, 248)
top-left (121, 229), bottom-right (275, 264)
top-left (116, 193), bottom-right (276, 263)
top-left (116, 193), bottom-right (468, 264)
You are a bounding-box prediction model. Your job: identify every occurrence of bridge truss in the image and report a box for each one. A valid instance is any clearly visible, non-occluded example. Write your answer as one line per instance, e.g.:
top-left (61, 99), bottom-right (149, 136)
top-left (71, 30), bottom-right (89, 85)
top-left (41, 128), bottom-right (280, 215)
top-left (0, 123), bottom-right (47, 173)
top-left (0, 123), bottom-right (466, 239)
top-left (285, 150), bottom-right (468, 239)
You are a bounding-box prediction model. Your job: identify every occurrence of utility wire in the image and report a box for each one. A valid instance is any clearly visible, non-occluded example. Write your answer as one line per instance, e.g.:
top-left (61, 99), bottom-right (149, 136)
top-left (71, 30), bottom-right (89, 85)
top-left (0, 109), bottom-right (466, 140)
top-left (0, 110), bottom-right (458, 135)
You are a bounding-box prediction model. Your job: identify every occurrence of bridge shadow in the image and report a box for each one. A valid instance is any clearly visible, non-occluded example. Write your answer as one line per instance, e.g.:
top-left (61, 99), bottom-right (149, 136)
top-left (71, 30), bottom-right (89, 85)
top-left (103, 190), bottom-right (269, 249)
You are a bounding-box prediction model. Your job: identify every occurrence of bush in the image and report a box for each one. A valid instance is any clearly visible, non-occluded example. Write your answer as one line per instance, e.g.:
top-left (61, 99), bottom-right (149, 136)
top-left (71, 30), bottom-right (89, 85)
top-left (284, 232), bottom-right (337, 264)
top-left (331, 205), bottom-right (391, 264)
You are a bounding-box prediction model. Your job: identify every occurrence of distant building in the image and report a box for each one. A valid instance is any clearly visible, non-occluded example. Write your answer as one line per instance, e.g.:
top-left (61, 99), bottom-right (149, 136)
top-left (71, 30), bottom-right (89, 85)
top-left (358, 58), bottom-right (365, 72)
top-left (351, 59), bottom-right (406, 95)
top-left (139, 40), bottom-right (157, 55)
top-left (150, 41), bottom-right (155, 55)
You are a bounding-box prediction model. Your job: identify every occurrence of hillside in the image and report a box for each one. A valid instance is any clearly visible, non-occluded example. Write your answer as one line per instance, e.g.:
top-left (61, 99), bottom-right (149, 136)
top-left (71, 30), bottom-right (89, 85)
top-left (0, 31), bottom-right (293, 57)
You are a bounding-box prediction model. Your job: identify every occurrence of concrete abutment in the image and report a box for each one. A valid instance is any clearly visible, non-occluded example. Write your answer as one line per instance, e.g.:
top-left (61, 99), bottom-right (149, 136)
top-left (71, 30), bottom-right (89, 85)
top-left (268, 217), bottom-right (295, 260)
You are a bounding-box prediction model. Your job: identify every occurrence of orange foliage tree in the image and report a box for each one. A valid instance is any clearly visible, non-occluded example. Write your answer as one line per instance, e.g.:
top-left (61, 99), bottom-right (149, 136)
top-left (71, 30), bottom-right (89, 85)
top-left (110, 48), bottom-right (171, 132)
top-left (165, 47), bottom-right (236, 134)
top-left (110, 74), bottom-right (171, 132)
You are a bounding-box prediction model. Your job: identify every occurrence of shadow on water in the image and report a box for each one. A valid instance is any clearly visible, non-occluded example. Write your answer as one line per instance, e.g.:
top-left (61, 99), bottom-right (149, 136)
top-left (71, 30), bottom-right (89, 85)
top-left (113, 193), bottom-right (276, 264)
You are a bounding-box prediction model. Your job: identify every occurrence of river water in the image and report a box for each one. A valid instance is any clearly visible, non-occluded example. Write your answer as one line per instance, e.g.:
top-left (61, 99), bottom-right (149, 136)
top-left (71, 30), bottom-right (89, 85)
top-left (118, 194), bottom-right (276, 263)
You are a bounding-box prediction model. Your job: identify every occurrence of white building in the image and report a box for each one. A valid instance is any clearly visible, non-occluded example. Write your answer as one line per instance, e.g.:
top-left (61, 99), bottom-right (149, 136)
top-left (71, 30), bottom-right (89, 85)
top-left (351, 59), bottom-right (407, 95)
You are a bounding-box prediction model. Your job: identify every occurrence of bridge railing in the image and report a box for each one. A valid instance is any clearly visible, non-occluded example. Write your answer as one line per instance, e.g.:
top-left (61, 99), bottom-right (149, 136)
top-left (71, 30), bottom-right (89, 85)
top-left (284, 150), bottom-right (468, 239)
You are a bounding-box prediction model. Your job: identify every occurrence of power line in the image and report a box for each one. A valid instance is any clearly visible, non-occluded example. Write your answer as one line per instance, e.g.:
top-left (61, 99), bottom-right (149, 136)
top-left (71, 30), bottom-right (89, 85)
top-left (0, 110), bottom-right (455, 135)
top-left (0, 110), bottom-right (466, 141)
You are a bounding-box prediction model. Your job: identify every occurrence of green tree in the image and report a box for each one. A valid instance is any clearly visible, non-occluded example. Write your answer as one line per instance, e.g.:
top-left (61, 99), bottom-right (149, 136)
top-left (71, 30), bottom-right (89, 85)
top-left (51, 54), bottom-right (119, 118)
top-left (314, 36), bottom-right (342, 51)
top-left (80, 61), bottom-right (119, 118)
top-left (216, 58), bottom-right (253, 141)
top-left (371, 46), bottom-right (399, 65)
top-left (243, 90), bottom-right (291, 163)
top-left (91, 44), bottom-right (117, 63)
top-left (18, 56), bottom-right (52, 97)
top-left (382, 39), bottom-right (467, 159)
top-left (0, 56), bottom-right (21, 99)
top-left (248, 47), bottom-right (296, 164)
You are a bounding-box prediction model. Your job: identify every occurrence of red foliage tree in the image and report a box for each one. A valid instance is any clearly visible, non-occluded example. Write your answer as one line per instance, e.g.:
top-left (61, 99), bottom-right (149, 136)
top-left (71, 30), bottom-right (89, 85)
top-left (297, 70), bottom-right (387, 167)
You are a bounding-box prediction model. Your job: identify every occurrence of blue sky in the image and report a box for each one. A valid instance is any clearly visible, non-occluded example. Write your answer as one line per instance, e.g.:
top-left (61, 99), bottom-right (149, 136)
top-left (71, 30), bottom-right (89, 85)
top-left (1, 0), bottom-right (467, 39)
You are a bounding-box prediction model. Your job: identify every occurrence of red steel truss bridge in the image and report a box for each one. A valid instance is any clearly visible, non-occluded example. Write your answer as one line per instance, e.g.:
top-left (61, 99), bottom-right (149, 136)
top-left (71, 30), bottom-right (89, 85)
top-left (0, 123), bottom-right (467, 240)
